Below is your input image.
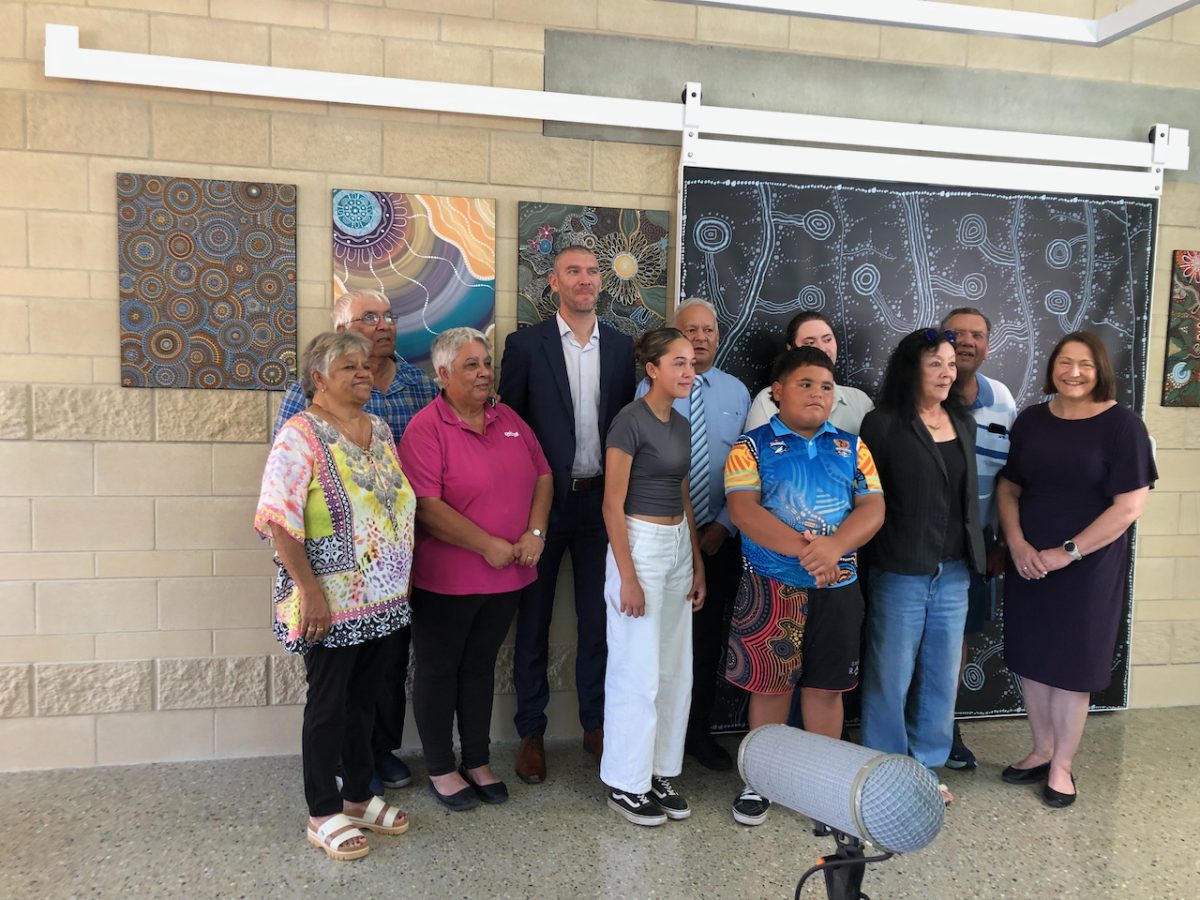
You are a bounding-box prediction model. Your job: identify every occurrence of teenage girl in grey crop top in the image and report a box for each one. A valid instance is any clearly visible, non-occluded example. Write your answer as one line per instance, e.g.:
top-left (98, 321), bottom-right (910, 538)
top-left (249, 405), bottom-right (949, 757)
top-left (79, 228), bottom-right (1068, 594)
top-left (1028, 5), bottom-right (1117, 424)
top-left (606, 397), bottom-right (691, 517)
top-left (598, 327), bottom-right (706, 826)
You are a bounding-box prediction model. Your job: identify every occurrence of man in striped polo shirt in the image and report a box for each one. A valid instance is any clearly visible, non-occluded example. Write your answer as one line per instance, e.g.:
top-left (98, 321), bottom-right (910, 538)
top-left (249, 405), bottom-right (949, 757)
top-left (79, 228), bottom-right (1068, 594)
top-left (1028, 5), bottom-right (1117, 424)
top-left (943, 307), bottom-right (1018, 769)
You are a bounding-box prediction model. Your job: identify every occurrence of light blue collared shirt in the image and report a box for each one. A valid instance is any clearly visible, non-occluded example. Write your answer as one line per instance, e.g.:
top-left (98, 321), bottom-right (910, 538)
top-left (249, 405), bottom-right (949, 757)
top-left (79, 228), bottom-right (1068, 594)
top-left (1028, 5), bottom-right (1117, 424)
top-left (636, 365), bottom-right (750, 533)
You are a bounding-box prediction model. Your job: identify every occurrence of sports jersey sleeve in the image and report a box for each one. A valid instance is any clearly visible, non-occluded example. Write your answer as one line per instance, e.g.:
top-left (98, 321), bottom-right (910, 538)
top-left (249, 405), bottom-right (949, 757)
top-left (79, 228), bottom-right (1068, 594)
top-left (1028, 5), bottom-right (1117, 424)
top-left (853, 436), bottom-right (883, 496)
top-left (724, 434), bottom-right (761, 494)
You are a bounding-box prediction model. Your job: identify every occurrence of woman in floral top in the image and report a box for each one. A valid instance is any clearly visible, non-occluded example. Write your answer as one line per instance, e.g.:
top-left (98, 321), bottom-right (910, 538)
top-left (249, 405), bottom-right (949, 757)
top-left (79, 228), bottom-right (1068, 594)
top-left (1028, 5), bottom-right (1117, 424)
top-left (255, 331), bottom-right (415, 861)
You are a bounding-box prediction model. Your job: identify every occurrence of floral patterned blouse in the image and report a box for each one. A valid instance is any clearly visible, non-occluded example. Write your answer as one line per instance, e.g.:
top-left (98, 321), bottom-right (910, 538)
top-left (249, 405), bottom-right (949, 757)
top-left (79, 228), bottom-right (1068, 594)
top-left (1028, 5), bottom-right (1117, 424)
top-left (254, 411), bottom-right (416, 654)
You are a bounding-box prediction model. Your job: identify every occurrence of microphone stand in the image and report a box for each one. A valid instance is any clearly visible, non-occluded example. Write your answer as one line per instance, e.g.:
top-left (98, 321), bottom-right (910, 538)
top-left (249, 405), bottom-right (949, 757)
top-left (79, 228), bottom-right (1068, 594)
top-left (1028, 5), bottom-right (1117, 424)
top-left (794, 827), bottom-right (894, 900)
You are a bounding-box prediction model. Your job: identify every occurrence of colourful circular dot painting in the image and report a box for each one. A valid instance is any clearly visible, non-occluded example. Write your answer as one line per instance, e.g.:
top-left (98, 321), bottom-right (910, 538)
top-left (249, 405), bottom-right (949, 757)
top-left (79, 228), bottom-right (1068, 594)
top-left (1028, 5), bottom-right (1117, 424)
top-left (117, 173), bottom-right (297, 390)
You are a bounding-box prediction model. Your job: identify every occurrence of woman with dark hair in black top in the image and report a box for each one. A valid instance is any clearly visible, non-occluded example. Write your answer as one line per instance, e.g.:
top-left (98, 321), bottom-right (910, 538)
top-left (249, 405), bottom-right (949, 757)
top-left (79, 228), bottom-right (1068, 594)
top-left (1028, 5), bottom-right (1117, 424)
top-left (599, 327), bottom-right (706, 828)
top-left (858, 328), bottom-right (986, 806)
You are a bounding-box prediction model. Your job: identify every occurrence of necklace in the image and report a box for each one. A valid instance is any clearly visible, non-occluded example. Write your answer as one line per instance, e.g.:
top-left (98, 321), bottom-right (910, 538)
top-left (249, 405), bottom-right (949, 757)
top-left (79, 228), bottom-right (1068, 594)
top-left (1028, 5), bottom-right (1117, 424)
top-left (919, 409), bottom-right (949, 431)
top-left (312, 400), bottom-right (371, 449)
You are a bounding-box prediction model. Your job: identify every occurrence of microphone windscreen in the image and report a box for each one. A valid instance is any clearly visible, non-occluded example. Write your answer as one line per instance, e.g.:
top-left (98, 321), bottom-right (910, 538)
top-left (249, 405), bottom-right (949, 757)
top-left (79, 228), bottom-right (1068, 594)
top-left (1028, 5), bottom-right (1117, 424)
top-left (738, 725), bottom-right (944, 854)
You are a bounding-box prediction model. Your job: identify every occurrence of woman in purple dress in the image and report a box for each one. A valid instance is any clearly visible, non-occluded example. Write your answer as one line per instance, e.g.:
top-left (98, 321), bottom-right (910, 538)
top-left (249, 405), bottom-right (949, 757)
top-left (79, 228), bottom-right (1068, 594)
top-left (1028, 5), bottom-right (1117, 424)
top-left (996, 331), bottom-right (1156, 809)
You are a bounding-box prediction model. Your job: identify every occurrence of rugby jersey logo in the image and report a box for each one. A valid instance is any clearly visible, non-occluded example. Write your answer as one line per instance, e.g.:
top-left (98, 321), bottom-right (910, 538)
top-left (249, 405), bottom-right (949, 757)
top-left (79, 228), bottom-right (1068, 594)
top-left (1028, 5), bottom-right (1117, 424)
top-left (504, 430), bottom-right (520, 438)
top-left (833, 438), bottom-right (851, 458)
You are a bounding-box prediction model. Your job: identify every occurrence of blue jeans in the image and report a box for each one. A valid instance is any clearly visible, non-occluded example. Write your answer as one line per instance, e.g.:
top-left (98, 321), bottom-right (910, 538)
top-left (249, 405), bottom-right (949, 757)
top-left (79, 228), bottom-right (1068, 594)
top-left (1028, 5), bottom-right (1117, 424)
top-left (860, 561), bottom-right (969, 769)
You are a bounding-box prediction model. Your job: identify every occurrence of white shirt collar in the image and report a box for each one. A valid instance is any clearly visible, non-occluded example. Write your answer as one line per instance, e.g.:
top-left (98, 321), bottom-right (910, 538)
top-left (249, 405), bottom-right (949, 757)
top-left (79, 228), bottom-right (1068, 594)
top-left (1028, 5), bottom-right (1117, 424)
top-left (556, 311), bottom-right (599, 346)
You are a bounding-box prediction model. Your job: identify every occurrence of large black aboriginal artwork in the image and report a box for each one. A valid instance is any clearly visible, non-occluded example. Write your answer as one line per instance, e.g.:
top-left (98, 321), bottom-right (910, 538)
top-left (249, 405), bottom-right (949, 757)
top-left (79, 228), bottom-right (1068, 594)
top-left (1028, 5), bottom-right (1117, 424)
top-left (681, 167), bottom-right (1156, 726)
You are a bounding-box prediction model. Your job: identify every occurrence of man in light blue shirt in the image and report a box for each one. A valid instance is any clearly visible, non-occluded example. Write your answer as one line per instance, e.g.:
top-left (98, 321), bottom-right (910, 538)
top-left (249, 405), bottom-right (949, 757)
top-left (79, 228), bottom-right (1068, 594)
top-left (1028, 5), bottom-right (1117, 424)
top-left (637, 297), bottom-right (750, 770)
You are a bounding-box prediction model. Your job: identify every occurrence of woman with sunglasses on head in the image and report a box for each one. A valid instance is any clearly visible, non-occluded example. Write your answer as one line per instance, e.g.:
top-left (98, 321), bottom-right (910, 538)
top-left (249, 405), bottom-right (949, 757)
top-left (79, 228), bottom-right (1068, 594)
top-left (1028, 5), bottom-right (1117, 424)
top-left (857, 328), bottom-right (987, 805)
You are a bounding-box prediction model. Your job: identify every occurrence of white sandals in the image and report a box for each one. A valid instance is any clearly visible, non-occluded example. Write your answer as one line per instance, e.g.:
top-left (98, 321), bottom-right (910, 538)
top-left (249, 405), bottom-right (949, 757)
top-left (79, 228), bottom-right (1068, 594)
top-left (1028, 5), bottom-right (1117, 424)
top-left (306, 813), bottom-right (369, 861)
top-left (344, 795), bottom-right (409, 835)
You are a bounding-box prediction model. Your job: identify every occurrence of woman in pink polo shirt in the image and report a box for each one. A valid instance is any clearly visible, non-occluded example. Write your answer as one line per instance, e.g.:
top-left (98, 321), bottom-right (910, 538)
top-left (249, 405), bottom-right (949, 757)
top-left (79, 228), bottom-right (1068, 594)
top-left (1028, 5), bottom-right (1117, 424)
top-left (398, 327), bottom-right (552, 812)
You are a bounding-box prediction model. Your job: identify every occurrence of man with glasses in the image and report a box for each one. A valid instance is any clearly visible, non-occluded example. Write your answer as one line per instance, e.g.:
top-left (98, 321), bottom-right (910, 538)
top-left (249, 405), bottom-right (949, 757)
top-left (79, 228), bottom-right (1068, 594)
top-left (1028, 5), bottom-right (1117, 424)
top-left (273, 288), bottom-right (438, 793)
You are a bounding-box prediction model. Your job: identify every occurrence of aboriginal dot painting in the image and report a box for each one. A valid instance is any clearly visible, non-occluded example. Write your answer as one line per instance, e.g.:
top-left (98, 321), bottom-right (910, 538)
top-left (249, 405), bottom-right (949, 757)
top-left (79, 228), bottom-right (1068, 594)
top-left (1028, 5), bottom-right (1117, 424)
top-left (682, 166), bottom-right (1157, 725)
top-left (332, 190), bottom-right (495, 374)
top-left (117, 174), bottom-right (297, 390)
top-left (1162, 250), bottom-right (1200, 407)
top-left (517, 202), bottom-right (669, 337)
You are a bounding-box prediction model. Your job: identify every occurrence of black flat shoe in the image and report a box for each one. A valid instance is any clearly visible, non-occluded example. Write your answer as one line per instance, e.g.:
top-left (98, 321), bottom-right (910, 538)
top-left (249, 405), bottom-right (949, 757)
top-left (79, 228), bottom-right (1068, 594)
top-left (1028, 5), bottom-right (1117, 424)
top-left (1001, 762), bottom-right (1051, 785)
top-left (458, 764), bottom-right (509, 805)
top-left (1042, 776), bottom-right (1077, 809)
top-left (428, 780), bottom-right (480, 811)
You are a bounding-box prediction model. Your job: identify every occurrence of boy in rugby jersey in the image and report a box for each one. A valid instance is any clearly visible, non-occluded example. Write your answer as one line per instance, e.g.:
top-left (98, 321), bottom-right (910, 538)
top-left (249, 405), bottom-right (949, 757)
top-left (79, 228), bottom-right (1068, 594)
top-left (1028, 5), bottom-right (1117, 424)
top-left (723, 346), bottom-right (885, 826)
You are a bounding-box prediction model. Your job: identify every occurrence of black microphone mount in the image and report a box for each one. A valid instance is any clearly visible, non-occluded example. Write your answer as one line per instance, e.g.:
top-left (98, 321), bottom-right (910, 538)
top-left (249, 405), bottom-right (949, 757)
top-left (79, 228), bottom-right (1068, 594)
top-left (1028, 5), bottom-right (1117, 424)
top-left (794, 826), bottom-right (894, 900)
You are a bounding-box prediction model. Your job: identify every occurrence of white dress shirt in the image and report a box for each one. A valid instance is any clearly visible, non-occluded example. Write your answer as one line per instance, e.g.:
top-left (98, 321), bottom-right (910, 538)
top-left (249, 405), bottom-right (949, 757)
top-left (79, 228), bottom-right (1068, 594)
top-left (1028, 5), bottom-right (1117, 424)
top-left (557, 312), bottom-right (602, 476)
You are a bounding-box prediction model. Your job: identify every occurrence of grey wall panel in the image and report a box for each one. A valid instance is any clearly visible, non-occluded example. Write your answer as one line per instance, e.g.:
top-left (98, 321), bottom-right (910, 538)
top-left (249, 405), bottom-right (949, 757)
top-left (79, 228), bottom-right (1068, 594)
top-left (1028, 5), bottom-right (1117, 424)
top-left (545, 31), bottom-right (1197, 182)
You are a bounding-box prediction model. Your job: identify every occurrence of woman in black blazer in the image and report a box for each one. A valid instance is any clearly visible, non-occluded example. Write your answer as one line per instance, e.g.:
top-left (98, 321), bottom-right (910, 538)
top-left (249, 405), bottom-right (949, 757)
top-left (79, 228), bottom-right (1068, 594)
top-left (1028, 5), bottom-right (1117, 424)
top-left (857, 329), bottom-right (985, 805)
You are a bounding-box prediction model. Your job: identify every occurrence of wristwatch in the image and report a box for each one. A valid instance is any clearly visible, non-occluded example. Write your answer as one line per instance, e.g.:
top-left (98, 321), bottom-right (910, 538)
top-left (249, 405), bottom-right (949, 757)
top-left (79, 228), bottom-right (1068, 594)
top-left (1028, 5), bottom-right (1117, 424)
top-left (530, 528), bottom-right (546, 541)
top-left (1062, 540), bottom-right (1083, 562)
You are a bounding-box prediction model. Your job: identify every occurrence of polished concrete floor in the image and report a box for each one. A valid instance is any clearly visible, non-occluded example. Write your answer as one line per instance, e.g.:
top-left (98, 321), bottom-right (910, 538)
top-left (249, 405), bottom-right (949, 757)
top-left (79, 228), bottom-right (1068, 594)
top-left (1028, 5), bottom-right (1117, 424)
top-left (1, 707), bottom-right (1197, 900)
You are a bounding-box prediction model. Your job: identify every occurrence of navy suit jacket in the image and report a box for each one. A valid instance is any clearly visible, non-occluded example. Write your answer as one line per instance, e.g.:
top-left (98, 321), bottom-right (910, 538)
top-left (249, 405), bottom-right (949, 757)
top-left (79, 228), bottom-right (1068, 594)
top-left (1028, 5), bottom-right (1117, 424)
top-left (499, 317), bottom-right (635, 516)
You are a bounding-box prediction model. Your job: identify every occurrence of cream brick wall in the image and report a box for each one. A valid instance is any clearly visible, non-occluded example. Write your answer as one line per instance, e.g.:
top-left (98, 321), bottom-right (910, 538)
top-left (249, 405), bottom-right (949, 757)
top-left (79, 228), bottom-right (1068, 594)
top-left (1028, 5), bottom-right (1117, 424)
top-left (0, 0), bottom-right (1198, 771)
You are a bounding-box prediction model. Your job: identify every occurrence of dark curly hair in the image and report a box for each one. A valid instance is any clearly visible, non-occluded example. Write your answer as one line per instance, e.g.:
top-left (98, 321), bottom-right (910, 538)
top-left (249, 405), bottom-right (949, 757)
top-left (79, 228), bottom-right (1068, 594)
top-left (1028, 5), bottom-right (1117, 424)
top-left (876, 328), bottom-right (964, 419)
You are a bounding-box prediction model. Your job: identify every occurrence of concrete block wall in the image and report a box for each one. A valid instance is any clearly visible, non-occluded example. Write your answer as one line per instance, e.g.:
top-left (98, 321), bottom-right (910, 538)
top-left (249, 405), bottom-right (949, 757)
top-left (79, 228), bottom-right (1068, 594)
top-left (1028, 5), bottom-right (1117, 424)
top-left (1, 0), bottom-right (1199, 770)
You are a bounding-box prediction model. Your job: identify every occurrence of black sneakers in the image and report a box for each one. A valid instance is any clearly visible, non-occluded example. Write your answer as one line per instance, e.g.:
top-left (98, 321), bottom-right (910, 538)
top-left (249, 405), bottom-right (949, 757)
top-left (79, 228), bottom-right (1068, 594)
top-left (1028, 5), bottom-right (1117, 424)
top-left (650, 776), bottom-right (691, 820)
top-left (946, 721), bottom-right (978, 770)
top-left (607, 788), bottom-right (668, 827)
top-left (732, 785), bottom-right (770, 826)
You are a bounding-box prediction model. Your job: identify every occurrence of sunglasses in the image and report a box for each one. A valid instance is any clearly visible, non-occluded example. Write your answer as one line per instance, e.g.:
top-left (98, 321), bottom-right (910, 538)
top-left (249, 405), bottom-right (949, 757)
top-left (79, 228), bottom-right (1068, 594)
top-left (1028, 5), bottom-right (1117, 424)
top-left (922, 328), bottom-right (956, 345)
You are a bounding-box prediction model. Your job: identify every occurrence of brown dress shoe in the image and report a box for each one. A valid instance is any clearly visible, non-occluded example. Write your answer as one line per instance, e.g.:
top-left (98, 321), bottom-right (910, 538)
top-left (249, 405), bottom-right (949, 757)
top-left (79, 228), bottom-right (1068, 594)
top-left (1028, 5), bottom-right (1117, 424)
top-left (582, 727), bottom-right (603, 768)
top-left (515, 734), bottom-right (546, 784)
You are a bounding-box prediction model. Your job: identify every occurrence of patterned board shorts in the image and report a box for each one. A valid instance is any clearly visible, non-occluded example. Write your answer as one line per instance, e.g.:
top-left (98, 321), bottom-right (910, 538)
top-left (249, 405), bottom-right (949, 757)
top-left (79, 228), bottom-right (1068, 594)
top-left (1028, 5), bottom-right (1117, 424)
top-left (724, 568), bottom-right (809, 696)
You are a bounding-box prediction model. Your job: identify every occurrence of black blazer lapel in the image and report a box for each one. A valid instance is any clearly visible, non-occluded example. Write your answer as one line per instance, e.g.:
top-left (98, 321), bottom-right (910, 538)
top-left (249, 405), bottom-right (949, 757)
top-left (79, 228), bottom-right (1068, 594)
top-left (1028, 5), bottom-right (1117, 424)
top-left (598, 324), bottom-right (618, 422)
top-left (539, 319), bottom-right (575, 425)
top-left (909, 417), bottom-right (948, 481)
top-left (952, 412), bottom-right (978, 512)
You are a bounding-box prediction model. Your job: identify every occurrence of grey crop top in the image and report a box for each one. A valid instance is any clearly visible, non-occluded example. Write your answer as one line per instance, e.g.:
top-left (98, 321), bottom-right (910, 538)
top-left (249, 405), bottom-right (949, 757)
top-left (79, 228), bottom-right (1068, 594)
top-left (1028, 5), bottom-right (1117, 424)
top-left (606, 399), bottom-right (691, 517)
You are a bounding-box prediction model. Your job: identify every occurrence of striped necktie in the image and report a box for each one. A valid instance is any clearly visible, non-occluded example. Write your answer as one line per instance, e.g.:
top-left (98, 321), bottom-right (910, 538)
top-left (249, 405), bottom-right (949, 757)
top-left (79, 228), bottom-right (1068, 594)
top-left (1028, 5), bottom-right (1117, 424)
top-left (689, 378), bottom-right (712, 526)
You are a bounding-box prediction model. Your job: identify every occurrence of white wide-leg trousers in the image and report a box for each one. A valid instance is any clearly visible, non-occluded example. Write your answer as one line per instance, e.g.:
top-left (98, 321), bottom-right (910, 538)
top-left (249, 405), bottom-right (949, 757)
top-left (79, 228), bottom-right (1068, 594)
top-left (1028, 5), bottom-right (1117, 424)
top-left (599, 517), bottom-right (694, 795)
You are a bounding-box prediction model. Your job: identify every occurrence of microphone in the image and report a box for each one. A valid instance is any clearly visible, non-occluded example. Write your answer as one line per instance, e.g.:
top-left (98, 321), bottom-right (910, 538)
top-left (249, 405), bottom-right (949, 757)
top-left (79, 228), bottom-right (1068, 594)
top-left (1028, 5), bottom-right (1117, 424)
top-left (738, 725), bottom-right (944, 855)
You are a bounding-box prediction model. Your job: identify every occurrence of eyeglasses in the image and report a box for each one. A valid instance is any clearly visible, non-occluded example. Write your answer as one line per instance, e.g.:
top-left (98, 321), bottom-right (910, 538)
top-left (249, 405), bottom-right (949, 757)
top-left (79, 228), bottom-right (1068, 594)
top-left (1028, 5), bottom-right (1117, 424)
top-left (922, 328), bottom-right (955, 345)
top-left (352, 311), bottom-right (396, 326)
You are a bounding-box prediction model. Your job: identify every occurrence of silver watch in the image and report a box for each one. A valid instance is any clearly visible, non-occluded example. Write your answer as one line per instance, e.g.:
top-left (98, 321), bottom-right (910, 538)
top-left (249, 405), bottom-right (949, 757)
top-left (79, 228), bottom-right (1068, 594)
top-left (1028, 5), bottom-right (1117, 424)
top-left (1062, 540), bottom-right (1082, 562)
top-left (530, 528), bottom-right (546, 541)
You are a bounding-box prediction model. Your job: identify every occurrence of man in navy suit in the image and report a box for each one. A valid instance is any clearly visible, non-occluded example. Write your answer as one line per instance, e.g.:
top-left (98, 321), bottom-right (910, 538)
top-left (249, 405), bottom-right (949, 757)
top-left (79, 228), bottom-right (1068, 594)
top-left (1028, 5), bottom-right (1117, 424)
top-left (499, 243), bottom-right (636, 784)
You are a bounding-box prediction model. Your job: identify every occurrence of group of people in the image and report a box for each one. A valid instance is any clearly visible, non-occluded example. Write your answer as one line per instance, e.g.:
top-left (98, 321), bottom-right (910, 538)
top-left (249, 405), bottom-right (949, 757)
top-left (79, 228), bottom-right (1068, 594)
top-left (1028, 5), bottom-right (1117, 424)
top-left (256, 244), bottom-right (1156, 859)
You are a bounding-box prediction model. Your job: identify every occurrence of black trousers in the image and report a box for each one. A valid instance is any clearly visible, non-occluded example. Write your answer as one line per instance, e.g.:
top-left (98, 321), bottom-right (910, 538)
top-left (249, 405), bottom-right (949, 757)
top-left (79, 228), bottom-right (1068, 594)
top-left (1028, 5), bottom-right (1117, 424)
top-left (411, 587), bottom-right (520, 776)
top-left (370, 626), bottom-right (410, 758)
top-left (302, 637), bottom-right (387, 816)
top-left (688, 533), bottom-right (742, 736)
top-left (512, 489), bottom-right (608, 737)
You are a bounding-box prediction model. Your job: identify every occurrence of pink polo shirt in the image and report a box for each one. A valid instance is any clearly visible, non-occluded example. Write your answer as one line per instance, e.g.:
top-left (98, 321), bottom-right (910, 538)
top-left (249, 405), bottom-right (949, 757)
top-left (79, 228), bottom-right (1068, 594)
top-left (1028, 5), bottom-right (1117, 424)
top-left (398, 394), bottom-right (551, 596)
